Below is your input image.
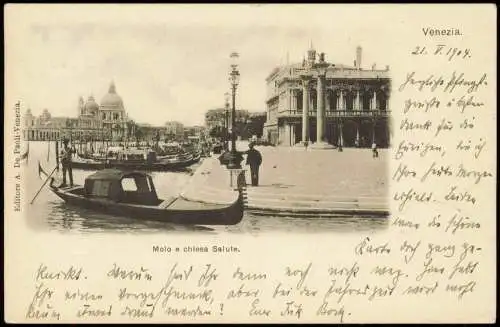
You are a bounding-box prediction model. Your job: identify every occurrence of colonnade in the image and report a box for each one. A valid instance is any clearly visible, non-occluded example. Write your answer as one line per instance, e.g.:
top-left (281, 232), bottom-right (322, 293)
top-left (296, 75), bottom-right (387, 145)
top-left (279, 117), bottom-right (391, 148)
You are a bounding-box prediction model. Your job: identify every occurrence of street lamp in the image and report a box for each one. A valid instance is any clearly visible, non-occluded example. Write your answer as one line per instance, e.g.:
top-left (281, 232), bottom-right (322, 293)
top-left (226, 52), bottom-right (243, 169)
top-left (224, 92), bottom-right (230, 150)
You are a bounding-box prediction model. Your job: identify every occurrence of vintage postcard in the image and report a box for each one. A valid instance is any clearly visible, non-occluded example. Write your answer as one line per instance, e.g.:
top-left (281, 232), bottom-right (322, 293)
top-left (4, 4), bottom-right (496, 323)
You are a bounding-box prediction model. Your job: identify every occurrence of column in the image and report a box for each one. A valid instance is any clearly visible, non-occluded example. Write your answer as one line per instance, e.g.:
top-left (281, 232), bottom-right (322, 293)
top-left (326, 91), bottom-right (330, 112)
top-left (288, 124), bottom-right (293, 146)
top-left (316, 73), bottom-right (326, 143)
top-left (384, 91), bottom-right (389, 111)
top-left (355, 90), bottom-right (360, 110)
top-left (301, 76), bottom-right (311, 143)
top-left (372, 119), bottom-right (377, 144)
top-left (295, 90), bottom-right (298, 110)
top-left (288, 89), bottom-right (292, 112)
top-left (291, 124), bottom-right (296, 146)
top-left (291, 90), bottom-right (295, 111)
top-left (372, 90), bottom-right (378, 110)
top-left (339, 90), bottom-right (344, 110)
top-left (338, 120), bottom-right (344, 148)
top-left (355, 123), bottom-right (360, 147)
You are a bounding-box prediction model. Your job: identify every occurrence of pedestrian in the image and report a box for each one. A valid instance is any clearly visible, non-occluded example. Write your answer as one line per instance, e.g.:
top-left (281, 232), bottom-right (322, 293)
top-left (245, 142), bottom-right (262, 186)
top-left (304, 140), bottom-right (309, 151)
top-left (372, 142), bottom-right (379, 158)
top-left (60, 139), bottom-right (74, 187)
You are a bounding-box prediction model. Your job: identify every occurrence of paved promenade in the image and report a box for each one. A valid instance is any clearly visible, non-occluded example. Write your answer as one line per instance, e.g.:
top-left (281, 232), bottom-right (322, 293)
top-left (181, 143), bottom-right (389, 217)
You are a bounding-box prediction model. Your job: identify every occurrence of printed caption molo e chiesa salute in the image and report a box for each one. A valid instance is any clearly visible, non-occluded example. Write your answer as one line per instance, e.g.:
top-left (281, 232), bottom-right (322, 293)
top-left (23, 81), bottom-right (134, 141)
top-left (263, 45), bottom-right (392, 148)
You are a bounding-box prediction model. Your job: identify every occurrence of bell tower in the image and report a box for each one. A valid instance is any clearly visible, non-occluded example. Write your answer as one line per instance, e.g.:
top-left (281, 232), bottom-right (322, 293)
top-left (307, 41), bottom-right (316, 67)
top-left (78, 96), bottom-right (85, 116)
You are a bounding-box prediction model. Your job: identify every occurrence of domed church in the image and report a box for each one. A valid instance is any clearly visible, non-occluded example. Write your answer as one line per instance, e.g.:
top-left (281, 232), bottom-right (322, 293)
top-left (76, 80), bottom-right (132, 141)
top-left (24, 80), bottom-right (134, 142)
top-left (99, 81), bottom-right (129, 140)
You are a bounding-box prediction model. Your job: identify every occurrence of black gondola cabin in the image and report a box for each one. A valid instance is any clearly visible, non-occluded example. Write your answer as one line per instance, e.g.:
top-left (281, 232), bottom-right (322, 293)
top-left (84, 169), bottom-right (161, 205)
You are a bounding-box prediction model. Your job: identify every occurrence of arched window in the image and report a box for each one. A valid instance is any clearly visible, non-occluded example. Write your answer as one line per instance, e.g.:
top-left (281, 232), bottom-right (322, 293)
top-left (296, 90), bottom-right (303, 111)
top-left (346, 91), bottom-right (354, 111)
top-left (378, 91), bottom-right (388, 111)
top-left (310, 89), bottom-right (317, 111)
top-left (362, 91), bottom-right (371, 111)
top-left (328, 90), bottom-right (338, 111)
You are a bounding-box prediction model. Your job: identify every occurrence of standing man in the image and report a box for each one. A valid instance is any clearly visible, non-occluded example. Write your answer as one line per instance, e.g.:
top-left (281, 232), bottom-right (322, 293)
top-left (245, 142), bottom-right (262, 186)
top-left (60, 139), bottom-right (74, 187)
top-left (372, 142), bottom-right (379, 158)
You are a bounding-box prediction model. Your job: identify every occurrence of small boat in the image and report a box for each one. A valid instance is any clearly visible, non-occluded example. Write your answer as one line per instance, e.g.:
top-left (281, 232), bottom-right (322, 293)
top-left (71, 149), bottom-right (196, 171)
top-left (38, 163), bottom-right (244, 225)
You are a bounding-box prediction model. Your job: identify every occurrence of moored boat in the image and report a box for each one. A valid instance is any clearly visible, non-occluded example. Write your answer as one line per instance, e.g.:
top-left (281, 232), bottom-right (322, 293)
top-left (71, 147), bottom-right (197, 171)
top-left (38, 163), bottom-right (244, 225)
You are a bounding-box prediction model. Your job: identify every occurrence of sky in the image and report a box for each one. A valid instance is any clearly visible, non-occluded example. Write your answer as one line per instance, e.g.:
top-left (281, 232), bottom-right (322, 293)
top-left (6, 4), bottom-right (400, 126)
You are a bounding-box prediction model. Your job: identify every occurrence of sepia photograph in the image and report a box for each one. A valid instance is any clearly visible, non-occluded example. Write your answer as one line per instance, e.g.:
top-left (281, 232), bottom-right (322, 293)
top-left (19, 7), bottom-right (391, 234)
top-left (5, 4), bottom-right (495, 324)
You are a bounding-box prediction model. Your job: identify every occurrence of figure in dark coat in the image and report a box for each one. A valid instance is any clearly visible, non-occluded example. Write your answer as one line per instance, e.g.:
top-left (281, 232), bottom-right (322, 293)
top-left (245, 143), bottom-right (262, 186)
top-left (60, 139), bottom-right (75, 187)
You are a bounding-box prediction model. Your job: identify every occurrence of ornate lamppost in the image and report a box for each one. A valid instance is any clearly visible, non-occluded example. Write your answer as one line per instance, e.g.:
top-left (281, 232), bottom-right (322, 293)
top-left (224, 91), bottom-right (230, 150)
top-left (226, 52), bottom-right (243, 169)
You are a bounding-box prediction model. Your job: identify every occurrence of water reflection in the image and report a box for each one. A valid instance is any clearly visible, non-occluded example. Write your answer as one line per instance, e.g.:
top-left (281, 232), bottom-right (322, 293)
top-left (24, 142), bottom-right (389, 235)
top-left (47, 202), bottom-right (217, 234)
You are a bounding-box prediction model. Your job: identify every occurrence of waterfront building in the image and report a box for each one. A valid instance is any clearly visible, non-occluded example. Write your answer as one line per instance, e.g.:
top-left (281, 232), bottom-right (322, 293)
top-left (263, 45), bottom-right (391, 148)
top-left (184, 125), bottom-right (206, 138)
top-left (164, 121), bottom-right (185, 141)
top-left (23, 81), bottom-right (134, 142)
top-left (133, 123), bottom-right (163, 143)
top-left (205, 108), bottom-right (250, 132)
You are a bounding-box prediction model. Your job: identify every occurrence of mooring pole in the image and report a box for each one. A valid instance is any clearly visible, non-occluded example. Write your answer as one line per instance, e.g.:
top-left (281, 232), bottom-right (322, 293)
top-left (55, 140), bottom-right (60, 171)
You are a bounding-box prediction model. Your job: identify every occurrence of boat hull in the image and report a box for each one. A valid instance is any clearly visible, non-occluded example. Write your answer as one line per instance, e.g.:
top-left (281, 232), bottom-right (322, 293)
top-left (49, 185), bottom-right (244, 226)
top-left (71, 158), bottom-right (196, 171)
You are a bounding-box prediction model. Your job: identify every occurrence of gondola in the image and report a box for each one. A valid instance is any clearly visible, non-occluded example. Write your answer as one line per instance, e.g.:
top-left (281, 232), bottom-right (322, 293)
top-left (71, 154), bottom-right (197, 171)
top-left (38, 162), bottom-right (245, 225)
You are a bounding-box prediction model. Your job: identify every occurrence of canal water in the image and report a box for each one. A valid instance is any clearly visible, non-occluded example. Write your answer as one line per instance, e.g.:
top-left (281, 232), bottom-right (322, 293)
top-left (21, 142), bottom-right (388, 235)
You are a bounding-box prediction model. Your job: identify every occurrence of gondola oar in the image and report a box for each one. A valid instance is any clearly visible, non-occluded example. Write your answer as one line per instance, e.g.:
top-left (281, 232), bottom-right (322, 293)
top-left (30, 161), bottom-right (58, 204)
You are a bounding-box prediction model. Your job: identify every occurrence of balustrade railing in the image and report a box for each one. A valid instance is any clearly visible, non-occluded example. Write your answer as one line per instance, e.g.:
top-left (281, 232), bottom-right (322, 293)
top-left (278, 109), bottom-right (390, 118)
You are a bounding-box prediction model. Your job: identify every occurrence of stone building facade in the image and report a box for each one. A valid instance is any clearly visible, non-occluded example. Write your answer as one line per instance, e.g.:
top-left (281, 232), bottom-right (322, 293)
top-left (164, 121), bottom-right (185, 141)
top-left (263, 46), bottom-right (391, 148)
top-left (23, 81), bottom-right (134, 141)
top-left (204, 108), bottom-right (250, 132)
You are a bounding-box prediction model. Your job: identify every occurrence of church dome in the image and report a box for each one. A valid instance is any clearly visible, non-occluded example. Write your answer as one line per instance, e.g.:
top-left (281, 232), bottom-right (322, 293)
top-left (100, 81), bottom-right (124, 110)
top-left (41, 108), bottom-right (51, 121)
top-left (84, 95), bottom-right (99, 114)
